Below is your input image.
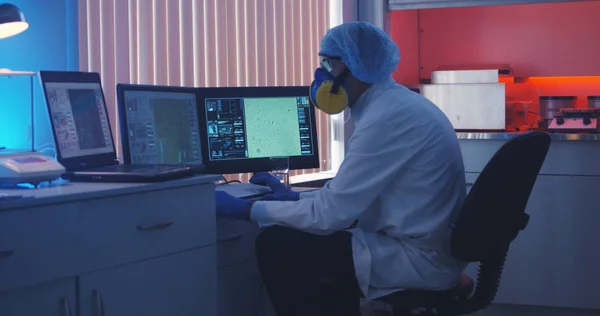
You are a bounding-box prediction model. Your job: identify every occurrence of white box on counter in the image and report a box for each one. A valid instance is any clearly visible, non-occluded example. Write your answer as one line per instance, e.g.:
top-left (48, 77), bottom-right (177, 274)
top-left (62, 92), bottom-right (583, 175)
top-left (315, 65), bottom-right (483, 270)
top-left (422, 83), bottom-right (506, 130)
top-left (431, 69), bottom-right (499, 84)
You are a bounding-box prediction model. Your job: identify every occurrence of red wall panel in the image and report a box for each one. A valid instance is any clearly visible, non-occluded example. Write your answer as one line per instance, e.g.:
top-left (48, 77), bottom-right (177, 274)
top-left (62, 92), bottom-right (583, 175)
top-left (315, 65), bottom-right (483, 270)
top-left (388, 10), bottom-right (421, 85)
top-left (416, 1), bottom-right (600, 79)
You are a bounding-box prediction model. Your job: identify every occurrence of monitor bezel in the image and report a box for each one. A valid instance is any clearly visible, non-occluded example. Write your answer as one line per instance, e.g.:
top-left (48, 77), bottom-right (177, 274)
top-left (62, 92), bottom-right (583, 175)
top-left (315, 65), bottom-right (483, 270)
top-left (198, 86), bottom-right (321, 174)
top-left (38, 70), bottom-right (118, 171)
top-left (116, 83), bottom-right (205, 166)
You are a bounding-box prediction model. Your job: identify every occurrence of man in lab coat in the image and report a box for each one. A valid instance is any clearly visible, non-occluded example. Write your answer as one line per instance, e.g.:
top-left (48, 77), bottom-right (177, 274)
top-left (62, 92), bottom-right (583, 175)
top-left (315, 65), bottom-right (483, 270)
top-left (215, 21), bottom-right (467, 316)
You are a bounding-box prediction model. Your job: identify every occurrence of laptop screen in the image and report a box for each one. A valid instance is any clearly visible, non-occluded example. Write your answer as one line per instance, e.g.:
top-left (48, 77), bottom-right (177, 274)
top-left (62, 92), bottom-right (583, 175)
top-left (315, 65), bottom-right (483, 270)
top-left (120, 87), bottom-right (203, 165)
top-left (44, 82), bottom-right (114, 159)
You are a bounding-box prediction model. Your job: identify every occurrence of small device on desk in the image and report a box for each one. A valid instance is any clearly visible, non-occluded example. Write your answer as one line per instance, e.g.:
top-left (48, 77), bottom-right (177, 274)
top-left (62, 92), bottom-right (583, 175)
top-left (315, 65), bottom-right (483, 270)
top-left (547, 108), bottom-right (600, 133)
top-left (0, 151), bottom-right (65, 186)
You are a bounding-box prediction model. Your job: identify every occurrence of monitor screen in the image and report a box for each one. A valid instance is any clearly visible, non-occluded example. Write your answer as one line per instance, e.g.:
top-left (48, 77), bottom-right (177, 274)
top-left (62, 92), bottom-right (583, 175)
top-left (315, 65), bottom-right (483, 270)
top-left (118, 85), bottom-right (203, 165)
top-left (43, 81), bottom-right (114, 159)
top-left (206, 96), bottom-right (313, 160)
top-left (199, 86), bottom-right (320, 174)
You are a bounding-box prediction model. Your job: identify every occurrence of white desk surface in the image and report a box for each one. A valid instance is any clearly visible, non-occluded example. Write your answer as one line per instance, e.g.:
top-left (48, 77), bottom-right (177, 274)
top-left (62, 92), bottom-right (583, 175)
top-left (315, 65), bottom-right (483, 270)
top-left (0, 174), bottom-right (222, 211)
top-left (290, 171), bottom-right (336, 185)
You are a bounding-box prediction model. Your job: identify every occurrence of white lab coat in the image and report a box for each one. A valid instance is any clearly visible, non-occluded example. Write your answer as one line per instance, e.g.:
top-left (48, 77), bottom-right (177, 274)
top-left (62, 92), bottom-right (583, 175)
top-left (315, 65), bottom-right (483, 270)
top-left (250, 76), bottom-right (467, 299)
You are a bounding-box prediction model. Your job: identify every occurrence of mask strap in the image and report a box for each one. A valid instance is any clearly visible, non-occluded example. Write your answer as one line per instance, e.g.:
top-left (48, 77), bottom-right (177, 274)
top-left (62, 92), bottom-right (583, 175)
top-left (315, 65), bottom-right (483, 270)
top-left (330, 68), bottom-right (350, 94)
top-left (344, 110), bottom-right (352, 124)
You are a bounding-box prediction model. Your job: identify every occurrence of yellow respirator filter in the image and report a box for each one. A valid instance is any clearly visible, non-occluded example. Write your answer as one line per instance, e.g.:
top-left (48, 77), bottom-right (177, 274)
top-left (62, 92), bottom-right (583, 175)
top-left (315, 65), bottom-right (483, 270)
top-left (311, 80), bottom-right (349, 115)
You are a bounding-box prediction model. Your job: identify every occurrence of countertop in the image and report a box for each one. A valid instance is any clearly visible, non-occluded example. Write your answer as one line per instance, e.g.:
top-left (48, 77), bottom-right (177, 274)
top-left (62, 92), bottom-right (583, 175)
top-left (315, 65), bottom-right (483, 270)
top-left (456, 132), bottom-right (600, 141)
top-left (0, 174), bottom-right (222, 211)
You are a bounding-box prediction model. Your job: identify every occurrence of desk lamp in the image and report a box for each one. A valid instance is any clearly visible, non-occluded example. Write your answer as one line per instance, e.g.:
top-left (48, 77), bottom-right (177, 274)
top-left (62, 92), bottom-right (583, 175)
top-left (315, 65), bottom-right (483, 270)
top-left (0, 3), bottom-right (28, 73)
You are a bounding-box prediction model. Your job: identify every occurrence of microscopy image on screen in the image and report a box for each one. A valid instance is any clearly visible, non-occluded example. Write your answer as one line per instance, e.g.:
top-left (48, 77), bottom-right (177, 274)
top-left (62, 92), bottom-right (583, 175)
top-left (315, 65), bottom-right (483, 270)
top-left (151, 98), bottom-right (195, 163)
top-left (243, 98), bottom-right (302, 158)
top-left (67, 89), bottom-right (107, 150)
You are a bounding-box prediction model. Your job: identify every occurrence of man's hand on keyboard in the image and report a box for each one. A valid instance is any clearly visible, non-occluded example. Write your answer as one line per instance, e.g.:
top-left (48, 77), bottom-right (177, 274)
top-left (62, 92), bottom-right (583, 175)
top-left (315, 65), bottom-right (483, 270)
top-left (250, 172), bottom-right (300, 201)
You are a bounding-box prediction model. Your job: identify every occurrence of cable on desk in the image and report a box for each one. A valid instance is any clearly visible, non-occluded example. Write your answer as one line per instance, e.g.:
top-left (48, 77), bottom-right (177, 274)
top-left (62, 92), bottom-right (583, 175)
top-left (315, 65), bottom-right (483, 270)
top-left (216, 175), bottom-right (242, 186)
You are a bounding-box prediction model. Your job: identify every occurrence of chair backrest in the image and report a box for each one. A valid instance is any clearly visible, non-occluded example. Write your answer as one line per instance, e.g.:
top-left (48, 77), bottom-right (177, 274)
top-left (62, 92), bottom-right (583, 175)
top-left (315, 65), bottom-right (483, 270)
top-left (445, 131), bottom-right (551, 314)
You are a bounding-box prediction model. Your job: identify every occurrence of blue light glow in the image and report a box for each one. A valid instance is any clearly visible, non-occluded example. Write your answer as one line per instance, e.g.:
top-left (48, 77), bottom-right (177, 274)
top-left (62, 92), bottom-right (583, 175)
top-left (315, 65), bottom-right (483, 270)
top-left (0, 0), bottom-right (78, 155)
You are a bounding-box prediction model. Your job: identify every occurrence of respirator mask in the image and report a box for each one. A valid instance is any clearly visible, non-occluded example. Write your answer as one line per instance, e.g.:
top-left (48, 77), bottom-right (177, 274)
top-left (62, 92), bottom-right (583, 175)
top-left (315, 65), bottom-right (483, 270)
top-left (309, 56), bottom-right (350, 115)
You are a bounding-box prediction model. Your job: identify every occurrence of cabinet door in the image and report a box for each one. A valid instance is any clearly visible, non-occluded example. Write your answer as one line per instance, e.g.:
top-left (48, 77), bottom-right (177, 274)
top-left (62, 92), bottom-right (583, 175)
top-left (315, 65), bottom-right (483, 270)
top-left (218, 260), bottom-right (263, 316)
top-left (0, 278), bottom-right (76, 316)
top-left (217, 218), bottom-right (261, 267)
top-left (79, 246), bottom-right (216, 316)
top-left (80, 184), bottom-right (215, 271)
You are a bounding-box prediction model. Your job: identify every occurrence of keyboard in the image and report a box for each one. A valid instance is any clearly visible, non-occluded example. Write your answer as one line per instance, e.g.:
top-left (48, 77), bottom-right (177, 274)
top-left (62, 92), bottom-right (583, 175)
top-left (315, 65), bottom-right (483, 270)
top-left (94, 164), bottom-right (180, 173)
top-left (216, 183), bottom-right (273, 199)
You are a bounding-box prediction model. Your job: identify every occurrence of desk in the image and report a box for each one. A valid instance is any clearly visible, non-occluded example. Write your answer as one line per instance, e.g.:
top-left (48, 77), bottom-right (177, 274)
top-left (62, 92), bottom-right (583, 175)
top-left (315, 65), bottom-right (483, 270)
top-left (217, 186), bottom-right (318, 316)
top-left (0, 175), bottom-right (221, 316)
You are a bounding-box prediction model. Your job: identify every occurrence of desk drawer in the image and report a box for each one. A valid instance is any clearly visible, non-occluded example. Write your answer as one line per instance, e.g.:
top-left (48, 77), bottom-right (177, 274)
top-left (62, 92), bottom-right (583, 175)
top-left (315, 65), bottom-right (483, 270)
top-left (80, 183), bottom-right (215, 271)
top-left (217, 218), bottom-right (260, 267)
top-left (0, 205), bottom-right (81, 291)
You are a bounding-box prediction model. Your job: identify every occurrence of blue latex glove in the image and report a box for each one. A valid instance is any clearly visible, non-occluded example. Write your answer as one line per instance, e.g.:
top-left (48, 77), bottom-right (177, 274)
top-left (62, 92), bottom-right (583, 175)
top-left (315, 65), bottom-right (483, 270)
top-left (215, 191), bottom-right (251, 220)
top-left (250, 172), bottom-right (300, 201)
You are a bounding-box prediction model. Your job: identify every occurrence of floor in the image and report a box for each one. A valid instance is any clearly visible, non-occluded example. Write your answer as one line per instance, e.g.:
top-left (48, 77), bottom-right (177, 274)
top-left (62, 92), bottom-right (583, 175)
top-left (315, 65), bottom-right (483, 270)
top-left (471, 304), bottom-right (600, 316)
top-left (362, 301), bottom-right (600, 316)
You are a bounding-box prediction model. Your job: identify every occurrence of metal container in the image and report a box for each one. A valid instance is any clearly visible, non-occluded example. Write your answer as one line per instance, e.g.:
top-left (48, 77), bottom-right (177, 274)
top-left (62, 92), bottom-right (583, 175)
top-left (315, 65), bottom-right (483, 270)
top-left (588, 96), bottom-right (600, 108)
top-left (422, 83), bottom-right (506, 130)
top-left (539, 96), bottom-right (576, 123)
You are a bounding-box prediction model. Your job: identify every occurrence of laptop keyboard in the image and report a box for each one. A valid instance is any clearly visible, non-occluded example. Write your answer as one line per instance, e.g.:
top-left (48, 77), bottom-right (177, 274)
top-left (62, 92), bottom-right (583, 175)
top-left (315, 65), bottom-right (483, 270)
top-left (95, 165), bottom-right (179, 173)
top-left (216, 183), bottom-right (272, 199)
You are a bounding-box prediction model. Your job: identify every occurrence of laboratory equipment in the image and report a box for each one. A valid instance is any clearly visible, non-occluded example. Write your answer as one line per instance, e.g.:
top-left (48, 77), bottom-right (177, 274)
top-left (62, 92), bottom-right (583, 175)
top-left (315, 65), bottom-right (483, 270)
top-left (547, 108), bottom-right (600, 133)
top-left (116, 83), bottom-right (204, 170)
top-left (587, 96), bottom-right (600, 109)
top-left (0, 5), bottom-right (61, 187)
top-left (0, 3), bottom-right (35, 156)
top-left (0, 151), bottom-right (65, 186)
top-left (422, 83), bottom-right (506, 130)
top-left (539, 96), bottom-right (577, 127)
top-left (198, 86), bottom-right (320, 174)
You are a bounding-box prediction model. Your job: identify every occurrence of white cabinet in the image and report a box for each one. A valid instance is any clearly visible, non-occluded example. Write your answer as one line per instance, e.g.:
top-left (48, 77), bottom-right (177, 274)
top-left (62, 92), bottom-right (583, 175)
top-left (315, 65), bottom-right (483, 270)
top-left (0, 204), bottom-right (81, 292)
top-left (0, 175), bottom-right (221, 316)
top-left (0, 278), bottom-right (76, 316)
top-left (217, 218), bottom-right (281, 316)
top-left (79, 247), bottom-right (216, 316)
top-left (217, 218), bottom-right (260, 267)
top-left (80, 185), bottom-right (215, 271)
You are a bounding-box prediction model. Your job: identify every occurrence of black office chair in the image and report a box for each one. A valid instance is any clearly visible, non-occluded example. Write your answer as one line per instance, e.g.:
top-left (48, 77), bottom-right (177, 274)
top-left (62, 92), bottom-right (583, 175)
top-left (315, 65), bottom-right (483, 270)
top-left (376, 131), bottom-right (551, 316)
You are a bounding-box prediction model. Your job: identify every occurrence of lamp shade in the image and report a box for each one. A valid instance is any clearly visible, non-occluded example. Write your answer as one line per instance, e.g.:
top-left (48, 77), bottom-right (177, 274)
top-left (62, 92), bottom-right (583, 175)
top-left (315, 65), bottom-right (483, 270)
top-left (0, 3), bottom-right (28, 39)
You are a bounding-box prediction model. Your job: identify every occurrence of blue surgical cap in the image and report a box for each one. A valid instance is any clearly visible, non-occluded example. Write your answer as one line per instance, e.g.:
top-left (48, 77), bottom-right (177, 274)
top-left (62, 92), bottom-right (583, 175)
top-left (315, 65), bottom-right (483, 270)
top-left (319, 21), bottom-right (401, 84)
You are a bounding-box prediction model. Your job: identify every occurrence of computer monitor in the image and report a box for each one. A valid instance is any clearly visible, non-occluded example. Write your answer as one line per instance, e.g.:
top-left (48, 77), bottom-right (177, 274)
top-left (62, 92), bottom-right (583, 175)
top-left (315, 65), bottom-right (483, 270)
top-left (198, 86), bottom-right (320, 174)
top-left (116, 84), bottom-right (204, 166)
top-left (39, 71), bottom-right (118, 170)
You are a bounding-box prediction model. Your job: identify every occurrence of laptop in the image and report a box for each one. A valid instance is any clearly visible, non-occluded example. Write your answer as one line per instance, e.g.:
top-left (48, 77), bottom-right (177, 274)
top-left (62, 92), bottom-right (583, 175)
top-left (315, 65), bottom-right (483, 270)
top-left (116, 83), bottom-right (206, 173)
top-left (39, 71), bottom-right (195, 183)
